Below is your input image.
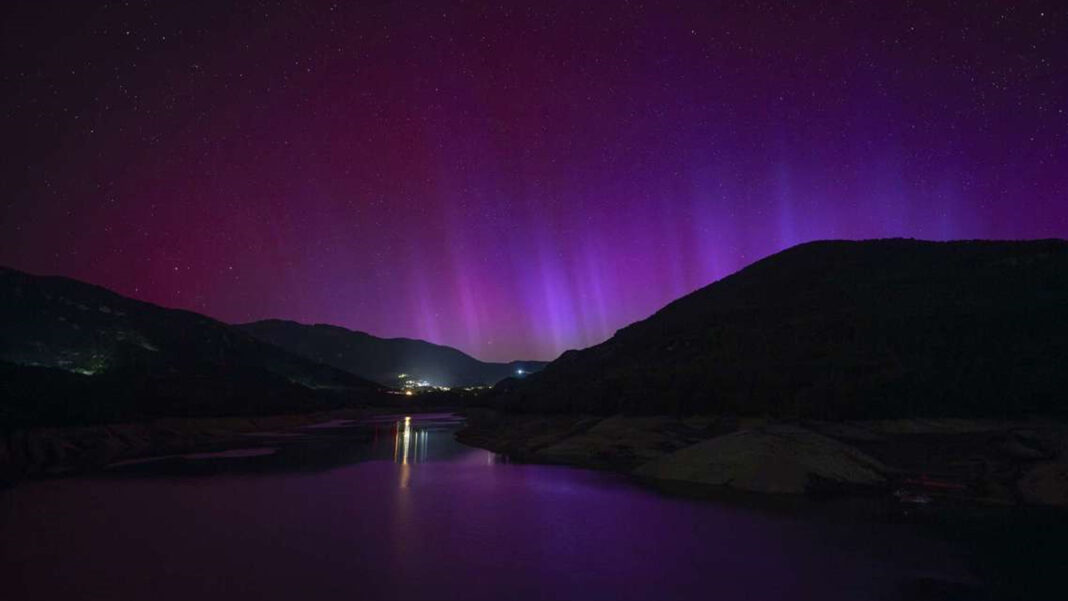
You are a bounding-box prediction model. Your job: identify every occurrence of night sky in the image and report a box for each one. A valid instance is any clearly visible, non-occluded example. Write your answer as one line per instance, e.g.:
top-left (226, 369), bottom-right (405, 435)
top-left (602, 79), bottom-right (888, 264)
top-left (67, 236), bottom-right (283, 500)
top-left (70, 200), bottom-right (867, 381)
top-left (2, 1), bottom-right (1066, 361)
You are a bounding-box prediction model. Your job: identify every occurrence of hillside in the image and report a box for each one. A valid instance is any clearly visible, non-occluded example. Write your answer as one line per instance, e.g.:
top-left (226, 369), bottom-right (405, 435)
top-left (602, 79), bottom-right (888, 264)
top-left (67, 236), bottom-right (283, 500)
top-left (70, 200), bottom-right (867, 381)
top-left (237, 319), bottom-right (547, 387)
top-left (0, 267), bottom-right (386, 428)
top-left (492, 239), bottom-right (1068, 418)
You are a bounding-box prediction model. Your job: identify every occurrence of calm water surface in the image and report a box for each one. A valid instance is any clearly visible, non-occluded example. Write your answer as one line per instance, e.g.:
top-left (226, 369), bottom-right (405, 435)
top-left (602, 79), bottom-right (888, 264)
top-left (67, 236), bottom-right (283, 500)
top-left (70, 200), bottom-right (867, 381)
top-left (1, 413), bottom-right (972, 600)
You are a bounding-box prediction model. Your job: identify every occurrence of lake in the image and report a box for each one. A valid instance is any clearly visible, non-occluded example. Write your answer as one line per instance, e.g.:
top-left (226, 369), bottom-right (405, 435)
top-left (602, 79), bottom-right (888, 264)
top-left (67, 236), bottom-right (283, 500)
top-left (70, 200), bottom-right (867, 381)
top-left (1, 413), bottom-right (973, 600)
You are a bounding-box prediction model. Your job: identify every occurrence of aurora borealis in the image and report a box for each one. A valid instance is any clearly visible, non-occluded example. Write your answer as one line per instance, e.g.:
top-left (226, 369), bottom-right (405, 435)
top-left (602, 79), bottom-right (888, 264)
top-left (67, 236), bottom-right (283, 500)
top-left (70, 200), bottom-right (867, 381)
top-left (2, 1), bottom-right (1066, 361)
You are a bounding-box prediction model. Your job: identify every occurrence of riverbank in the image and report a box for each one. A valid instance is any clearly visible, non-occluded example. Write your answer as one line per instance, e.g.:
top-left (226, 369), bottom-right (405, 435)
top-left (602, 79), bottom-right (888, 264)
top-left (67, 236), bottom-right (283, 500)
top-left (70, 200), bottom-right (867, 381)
top-left (0, 405), bottom-right (457, 482)
top-left (456, 409), bottom-right (1068, 507)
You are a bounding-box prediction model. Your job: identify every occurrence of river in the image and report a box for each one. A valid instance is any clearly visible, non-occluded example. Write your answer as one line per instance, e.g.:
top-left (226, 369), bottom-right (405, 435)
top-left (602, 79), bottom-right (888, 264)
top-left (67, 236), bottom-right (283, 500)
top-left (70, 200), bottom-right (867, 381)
top-left (1, 413), bottom-right (974, 600)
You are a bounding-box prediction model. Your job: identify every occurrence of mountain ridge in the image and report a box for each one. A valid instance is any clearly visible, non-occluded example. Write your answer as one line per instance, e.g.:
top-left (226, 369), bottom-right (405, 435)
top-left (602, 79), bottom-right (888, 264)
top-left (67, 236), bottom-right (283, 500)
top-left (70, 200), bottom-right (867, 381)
top-left (493, 238), bottom-right (1068, 418)
top-left (237, 318), bottom-right (548, 387)
top-left (0, 266), bottom-right (387, 428)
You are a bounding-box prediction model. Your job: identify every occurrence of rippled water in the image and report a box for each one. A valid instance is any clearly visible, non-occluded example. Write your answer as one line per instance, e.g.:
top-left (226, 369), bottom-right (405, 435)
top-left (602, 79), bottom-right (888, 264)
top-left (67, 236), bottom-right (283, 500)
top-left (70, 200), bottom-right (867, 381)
top-left (1, 413), bottom-right (972, 601)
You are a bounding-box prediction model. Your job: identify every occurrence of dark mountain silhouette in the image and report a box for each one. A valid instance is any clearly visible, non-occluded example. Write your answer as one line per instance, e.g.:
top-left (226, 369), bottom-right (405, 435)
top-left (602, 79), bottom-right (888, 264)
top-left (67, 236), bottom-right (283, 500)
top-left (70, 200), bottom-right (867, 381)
top-left (492, 239), bottom-right (1068, 418)
top-left (236, 319), bottom-right (547, 387)
top-left (0, 267), bottom-right (386, 428)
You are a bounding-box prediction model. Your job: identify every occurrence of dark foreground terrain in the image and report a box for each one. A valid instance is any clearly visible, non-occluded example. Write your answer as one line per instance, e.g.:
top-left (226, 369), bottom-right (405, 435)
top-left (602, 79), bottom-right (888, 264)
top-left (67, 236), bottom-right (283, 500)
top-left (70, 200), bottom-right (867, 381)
top-left (458, 411), bottom-right (1068, 505)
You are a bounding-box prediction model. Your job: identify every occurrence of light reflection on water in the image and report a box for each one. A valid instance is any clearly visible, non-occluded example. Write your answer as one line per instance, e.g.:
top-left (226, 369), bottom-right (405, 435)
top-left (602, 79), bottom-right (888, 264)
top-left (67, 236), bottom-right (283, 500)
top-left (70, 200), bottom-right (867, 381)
top-left (392, 415), bottom-right (442, 465)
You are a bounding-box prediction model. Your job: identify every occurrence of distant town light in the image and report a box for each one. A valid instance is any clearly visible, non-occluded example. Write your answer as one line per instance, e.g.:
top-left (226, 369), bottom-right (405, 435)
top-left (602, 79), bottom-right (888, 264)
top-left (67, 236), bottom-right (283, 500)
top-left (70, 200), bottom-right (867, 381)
top-left (516, 368), bottom-right (525, 375)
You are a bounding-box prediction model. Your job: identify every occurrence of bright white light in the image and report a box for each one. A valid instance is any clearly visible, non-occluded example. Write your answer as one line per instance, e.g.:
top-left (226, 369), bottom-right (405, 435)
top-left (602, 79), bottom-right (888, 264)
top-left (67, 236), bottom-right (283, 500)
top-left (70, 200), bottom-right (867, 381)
top-left (516, 368), bottom-right (525, 375)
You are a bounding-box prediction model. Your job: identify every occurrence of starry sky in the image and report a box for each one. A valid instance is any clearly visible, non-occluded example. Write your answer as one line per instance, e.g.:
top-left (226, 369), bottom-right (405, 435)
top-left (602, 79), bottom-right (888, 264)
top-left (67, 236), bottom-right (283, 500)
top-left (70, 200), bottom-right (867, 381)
top-left (2, 1), bottom-right (1066, 361)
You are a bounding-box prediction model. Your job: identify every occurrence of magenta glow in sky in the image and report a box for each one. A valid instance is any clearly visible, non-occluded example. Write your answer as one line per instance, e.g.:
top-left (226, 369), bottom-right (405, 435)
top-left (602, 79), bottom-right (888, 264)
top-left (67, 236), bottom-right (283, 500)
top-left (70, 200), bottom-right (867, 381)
top-left (2, 1), bottom-right (1066, 360)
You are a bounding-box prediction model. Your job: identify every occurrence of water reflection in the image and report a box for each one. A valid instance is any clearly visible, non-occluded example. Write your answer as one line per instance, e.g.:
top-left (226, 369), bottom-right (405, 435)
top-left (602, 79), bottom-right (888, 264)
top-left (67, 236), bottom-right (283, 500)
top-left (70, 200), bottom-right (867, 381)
top-left (101, 412), bottom-right (496, 478)
top-left (392, 416), bottom-right (433, 465)
top-left (1, 412), bottom-right (976, 601)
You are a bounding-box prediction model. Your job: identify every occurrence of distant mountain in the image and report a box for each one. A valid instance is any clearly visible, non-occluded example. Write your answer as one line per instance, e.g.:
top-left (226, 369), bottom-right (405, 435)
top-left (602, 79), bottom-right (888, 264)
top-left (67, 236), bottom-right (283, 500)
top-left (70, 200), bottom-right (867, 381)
top-left (236, 319), bottom-right (547, 387)
top-left (493, 239), bottom-right (1068, 418)
top-left (0, 267), bottom-right (386, 428)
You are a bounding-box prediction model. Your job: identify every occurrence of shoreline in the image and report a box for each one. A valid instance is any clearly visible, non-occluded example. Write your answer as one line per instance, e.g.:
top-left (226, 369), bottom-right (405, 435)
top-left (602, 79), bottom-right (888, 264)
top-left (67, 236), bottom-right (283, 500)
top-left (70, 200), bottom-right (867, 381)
top-left (9, 404), bottom-right (1068, 512)
top-left (0, 405), bottom-right (455, 483)
top-left (455, 408), bottom-right (1068, 508)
